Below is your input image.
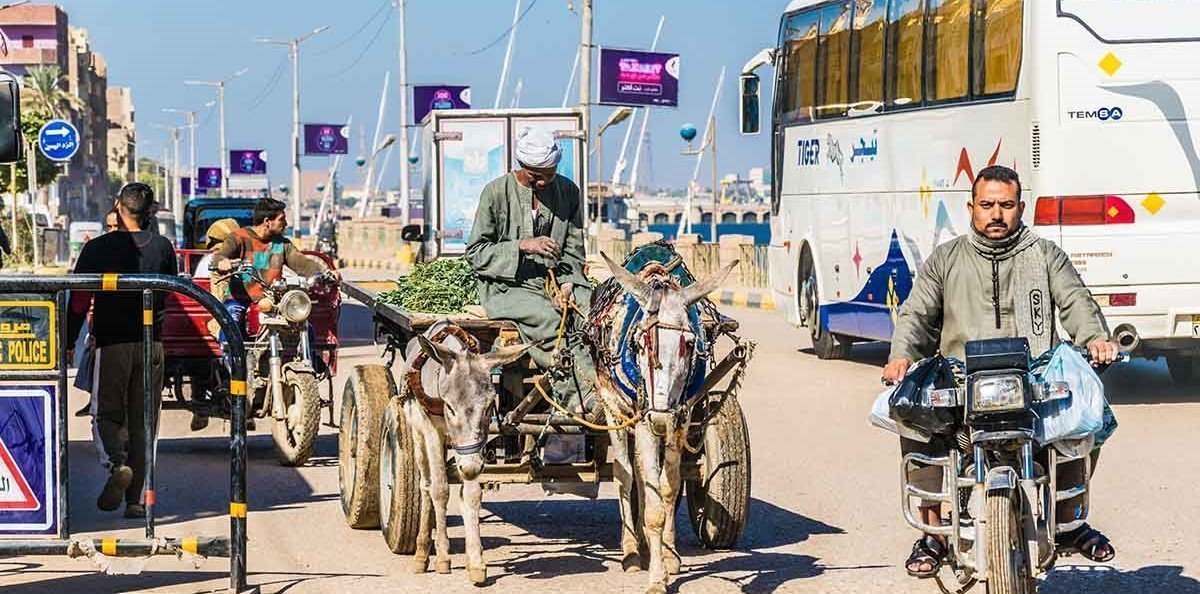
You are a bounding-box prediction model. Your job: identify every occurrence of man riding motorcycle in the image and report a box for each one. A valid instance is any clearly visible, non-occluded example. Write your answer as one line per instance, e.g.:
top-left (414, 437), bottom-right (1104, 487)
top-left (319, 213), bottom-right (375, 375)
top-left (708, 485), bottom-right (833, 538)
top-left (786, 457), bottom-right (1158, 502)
top-left (881, 165), bottom-right (1119, 578)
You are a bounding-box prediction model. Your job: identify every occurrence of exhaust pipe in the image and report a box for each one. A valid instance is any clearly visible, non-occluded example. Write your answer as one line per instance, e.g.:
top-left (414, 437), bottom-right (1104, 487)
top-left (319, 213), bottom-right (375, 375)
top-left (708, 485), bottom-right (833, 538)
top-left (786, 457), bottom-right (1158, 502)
top-left (1112, 324), bottom-right (1140, 352)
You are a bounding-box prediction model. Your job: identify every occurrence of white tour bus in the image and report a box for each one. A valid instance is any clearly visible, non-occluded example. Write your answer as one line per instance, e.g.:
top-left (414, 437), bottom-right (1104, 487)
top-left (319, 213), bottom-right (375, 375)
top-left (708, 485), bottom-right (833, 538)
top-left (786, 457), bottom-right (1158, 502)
top-left (739, 0), bottom-right (1200, 380)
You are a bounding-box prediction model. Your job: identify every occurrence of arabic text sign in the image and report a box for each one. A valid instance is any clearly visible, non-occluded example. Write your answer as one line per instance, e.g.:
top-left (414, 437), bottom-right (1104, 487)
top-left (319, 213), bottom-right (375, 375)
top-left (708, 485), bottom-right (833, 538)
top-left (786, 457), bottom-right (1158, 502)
top-left (303, 124), bottom-right (350, 155)
top-left (0, 301), bottom-right (55, 371)
top-left (197, 167), bottom-right (222, 189)
top-left (599, 48), bottom-right (679, 108)
top-left (0, 384), bottom-right (57, 534)
top-left (37, 119), bottom-right (80, 162)
top-left (413, 85), bottom-right (471, 124)
top-left (230, 150), bottom-right (267, 175)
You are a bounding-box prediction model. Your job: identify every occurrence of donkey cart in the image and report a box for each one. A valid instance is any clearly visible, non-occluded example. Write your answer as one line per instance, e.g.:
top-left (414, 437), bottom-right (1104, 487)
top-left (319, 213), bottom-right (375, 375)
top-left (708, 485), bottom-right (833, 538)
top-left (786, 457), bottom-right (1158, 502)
top-left (336, 247), bottom-right (754, 575)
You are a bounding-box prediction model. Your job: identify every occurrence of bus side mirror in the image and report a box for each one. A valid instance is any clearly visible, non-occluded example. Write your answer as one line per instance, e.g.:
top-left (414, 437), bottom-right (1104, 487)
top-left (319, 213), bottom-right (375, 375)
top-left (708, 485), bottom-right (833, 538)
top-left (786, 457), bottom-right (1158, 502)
top-left (400, 224), bottom-right (425, 242)
top-left (739, 73), bottom-right (761, 136)
top-left (0, 73), bottom-right (23, 164)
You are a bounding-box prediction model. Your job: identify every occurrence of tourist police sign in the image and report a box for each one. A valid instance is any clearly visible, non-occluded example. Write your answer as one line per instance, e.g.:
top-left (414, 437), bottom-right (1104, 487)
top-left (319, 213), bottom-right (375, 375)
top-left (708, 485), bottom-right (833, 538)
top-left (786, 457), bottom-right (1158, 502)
top-left (37, 119), bottom-right (80, 162)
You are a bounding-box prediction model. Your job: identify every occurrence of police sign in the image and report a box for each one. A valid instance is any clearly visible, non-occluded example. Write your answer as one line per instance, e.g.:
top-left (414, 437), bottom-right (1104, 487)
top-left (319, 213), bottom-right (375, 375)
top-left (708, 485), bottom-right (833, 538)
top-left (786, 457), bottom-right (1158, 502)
top-left (0, 301), bottom-right (55, 371)
top-left (37, 119), bottom-right (80, 162)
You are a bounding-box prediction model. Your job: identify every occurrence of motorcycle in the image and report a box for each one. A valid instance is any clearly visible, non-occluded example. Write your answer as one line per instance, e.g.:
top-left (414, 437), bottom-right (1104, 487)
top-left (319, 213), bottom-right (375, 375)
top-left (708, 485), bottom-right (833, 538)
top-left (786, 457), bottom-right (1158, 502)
top-left (896, 337), bottom-right (1123, 594)
top-left (316, 236), bottom-right (338, 260)
top-left (223, 264), bottom-right (336, 466)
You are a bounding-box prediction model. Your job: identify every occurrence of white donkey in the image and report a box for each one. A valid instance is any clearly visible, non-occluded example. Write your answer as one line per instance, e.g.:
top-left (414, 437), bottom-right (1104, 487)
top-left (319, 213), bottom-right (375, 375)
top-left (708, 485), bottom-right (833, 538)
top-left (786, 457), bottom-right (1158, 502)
top-left (592, 254), bottom-right (737, 594)
top-left (402, 324), bottom-right (530, 585)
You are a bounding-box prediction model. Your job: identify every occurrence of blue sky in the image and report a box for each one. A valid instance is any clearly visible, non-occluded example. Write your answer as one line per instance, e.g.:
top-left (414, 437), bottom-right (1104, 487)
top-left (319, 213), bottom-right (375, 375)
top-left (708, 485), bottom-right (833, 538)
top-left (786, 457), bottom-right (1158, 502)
top-left (53, 0), bottom-right (783, 191)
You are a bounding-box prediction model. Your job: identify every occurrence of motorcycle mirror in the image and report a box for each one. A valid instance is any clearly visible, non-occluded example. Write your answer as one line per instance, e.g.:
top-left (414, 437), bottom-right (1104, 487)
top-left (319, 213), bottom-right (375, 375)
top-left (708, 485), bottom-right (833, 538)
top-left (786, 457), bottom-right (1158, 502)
top-left (401, 224), bottom-right (425, 242)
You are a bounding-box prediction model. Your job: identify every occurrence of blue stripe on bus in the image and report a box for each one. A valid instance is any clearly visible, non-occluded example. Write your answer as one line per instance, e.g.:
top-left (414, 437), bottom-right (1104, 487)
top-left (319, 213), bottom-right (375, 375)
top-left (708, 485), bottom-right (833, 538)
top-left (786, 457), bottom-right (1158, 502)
top-left (818, 230), bottom-right (914, 342)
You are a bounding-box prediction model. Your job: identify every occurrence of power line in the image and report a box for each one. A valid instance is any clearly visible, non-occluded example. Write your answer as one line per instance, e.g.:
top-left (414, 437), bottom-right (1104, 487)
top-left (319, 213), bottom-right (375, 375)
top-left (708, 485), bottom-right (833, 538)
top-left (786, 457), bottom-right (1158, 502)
top-left (454, 0), bottom-right (541, 56)
top-left (328, 7), bottom-right (393, 79)
top-left (316, 0), bottom-right (391, 57)
top-left (246, 54), bottom-right (288, 111)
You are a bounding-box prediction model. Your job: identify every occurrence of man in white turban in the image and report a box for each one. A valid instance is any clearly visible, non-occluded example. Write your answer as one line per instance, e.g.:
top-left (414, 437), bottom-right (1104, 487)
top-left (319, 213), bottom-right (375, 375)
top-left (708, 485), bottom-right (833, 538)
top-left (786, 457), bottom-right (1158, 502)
top-left (465, 127), bottom-right (598, 416)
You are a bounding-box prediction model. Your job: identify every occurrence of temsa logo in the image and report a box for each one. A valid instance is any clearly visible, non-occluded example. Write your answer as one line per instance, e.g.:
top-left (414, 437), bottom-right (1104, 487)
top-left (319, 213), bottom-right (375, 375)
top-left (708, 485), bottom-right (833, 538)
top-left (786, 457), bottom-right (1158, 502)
top-left (1068, 107), bottom-right (1124, 121)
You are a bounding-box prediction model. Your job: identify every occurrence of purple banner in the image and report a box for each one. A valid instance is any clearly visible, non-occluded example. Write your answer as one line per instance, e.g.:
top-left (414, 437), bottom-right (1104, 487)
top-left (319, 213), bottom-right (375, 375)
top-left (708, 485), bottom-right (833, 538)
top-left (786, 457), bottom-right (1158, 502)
top-left (180, 176), bottom-right (192, 197)
top-left (304, 124), bottom-right (350, 155)
top-left (598, 48), bottom-right (680, 108)
top-left (230, 150), bottom-right (267, 175)
top-left (412, 85), bottom-right (471, 124)
top-left (197, 167), bottom-right (222, 189)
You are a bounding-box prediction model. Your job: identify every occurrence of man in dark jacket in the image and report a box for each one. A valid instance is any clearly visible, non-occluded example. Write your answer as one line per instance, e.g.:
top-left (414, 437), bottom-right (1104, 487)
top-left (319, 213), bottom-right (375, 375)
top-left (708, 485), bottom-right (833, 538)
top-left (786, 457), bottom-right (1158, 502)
top-left (68, 183), bottom-right (178, 518)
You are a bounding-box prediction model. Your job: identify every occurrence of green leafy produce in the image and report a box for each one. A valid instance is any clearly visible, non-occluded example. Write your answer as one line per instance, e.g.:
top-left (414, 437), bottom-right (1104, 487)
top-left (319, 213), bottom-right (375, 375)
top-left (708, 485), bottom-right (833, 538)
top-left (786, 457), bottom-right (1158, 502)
top-left (377, 258), bottom-right (479, 314)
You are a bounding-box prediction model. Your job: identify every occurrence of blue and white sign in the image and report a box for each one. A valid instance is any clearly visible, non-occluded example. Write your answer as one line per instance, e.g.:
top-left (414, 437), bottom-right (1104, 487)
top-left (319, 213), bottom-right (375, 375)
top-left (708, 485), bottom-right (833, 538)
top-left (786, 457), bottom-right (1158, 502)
top-left (0, 383), bottom-right (57, 534)
top-left (37, 120), bottom-right (80, 162)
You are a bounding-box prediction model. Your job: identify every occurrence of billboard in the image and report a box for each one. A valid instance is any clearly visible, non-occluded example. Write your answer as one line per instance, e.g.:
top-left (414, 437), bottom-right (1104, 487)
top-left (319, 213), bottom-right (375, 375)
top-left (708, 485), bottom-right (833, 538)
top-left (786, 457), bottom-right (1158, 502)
top-left (230, 150), bottom-right (267, 175)
top-left (598, 48), bottom-right (680, 108)
top-left (197, 167), bottom-right (222, 189)
top-left (413, 85), bottom-right (471, 124)
top-left (303, 124), bottom-right (350, 155)
top-left (179, 176), bottom-right (192, 197)
top-left (438, 118), bottom-right (506, 254)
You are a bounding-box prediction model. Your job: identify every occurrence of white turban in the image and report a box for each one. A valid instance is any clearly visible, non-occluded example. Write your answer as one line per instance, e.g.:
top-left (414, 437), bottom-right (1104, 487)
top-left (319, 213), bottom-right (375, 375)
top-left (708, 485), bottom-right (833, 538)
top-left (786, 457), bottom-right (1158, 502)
top-left (515, 127), bottom-right (562, 169)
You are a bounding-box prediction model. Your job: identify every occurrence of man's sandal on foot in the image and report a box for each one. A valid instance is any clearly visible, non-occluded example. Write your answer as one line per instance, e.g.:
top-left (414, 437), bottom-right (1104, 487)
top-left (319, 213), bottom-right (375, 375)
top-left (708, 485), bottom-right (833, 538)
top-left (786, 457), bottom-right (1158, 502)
top-left (905, 535), bottom-right (947, 578)
top-left (1057, 523), bottom-right (1115, 562)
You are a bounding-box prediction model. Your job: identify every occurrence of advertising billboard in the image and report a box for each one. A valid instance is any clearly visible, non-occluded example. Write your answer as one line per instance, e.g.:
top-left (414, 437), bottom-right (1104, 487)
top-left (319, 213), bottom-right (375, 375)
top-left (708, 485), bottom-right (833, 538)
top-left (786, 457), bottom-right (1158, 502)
top-left (230, 150), bottom-right (267, 175)
top-left (413, 85), bottom-right (471, 124)
top-left (197, 167), bottom-right (222, 190)
top-left (303, 124), bottom-right (350, 155)
top-left (598, 48), bottom-right (680, 108)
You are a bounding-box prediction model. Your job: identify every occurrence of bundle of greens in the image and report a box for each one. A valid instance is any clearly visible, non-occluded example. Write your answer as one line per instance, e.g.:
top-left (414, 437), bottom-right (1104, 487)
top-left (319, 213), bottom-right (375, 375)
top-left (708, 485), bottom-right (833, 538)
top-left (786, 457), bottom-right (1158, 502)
top-left (377, 258), bottom-right (480, 314)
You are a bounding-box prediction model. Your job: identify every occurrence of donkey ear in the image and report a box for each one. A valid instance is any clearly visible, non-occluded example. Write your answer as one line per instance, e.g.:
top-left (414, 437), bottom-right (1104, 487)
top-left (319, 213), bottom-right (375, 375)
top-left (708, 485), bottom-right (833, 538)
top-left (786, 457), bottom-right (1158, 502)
top-left (418, 334), bottom-right (459, 370)
top-left (480, 342), bottom-right (534, 370)
top-left (679, 259), bottom-right (738, 305)
top-left (602, 252), bottom-right (652, 306)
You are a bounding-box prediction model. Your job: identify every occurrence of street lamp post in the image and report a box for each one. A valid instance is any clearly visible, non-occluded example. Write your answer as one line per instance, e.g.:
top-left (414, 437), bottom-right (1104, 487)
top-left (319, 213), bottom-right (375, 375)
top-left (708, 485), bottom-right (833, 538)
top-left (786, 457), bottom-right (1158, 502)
top-left (396, 2), bottom-right (413, 226)
top-left (257, 25), bottom-right (330, 240)
top-left (358, 133), bottom-right (397, 218)
top-left (153, 124), bottom-right (184, 221)
top-left (590, 107), bottom-right (634, 224)
top-left (163, 101), bottom-right (214, 207)
top-left (186, 69), bottom-right (248, 198)
top-left (681, 115), bottom-right (719, 241)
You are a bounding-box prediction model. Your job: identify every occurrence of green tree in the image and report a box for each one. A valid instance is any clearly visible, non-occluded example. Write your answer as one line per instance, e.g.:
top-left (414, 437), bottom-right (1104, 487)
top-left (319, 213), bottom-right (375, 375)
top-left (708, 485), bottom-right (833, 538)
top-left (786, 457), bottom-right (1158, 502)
top-left (137, 157), bottom-right (164, 191)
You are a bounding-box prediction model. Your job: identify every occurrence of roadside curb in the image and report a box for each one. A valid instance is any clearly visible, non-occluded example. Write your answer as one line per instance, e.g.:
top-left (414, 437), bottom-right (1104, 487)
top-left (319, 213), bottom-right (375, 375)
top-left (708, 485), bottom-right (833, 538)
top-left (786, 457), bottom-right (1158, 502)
top-left (709, 287), bottom-right (776, 311)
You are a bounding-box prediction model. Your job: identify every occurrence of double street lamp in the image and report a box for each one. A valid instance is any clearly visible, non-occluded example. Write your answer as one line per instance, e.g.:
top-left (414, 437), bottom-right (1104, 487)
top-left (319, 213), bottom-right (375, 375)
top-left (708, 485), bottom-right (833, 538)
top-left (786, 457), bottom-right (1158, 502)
top-left (358, 133), bottom-right (397, 218)
top-left (163, 101), bottom-right (215, 205)
top-left (186, 68), bottom-right (248, 198)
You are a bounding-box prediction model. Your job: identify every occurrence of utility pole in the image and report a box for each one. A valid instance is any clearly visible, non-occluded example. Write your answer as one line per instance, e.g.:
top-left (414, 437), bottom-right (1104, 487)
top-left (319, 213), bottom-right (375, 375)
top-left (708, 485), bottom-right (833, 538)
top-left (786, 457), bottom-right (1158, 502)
top-left (257, 26), bottom-right (330, 240)
top-left (164, 101), bottom-right (213, 208)
top-left (397, 0), bottom-right (412, 225)
top-left (186, 68), bottom-right (248, 198)
top-left (580, 0), bottom-right (593, 230)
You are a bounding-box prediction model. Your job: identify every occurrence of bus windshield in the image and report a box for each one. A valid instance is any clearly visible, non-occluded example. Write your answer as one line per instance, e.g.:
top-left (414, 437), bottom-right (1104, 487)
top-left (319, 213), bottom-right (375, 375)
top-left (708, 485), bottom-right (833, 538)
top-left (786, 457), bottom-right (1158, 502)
top-left (1059, 0), bottom-right (1200, 42)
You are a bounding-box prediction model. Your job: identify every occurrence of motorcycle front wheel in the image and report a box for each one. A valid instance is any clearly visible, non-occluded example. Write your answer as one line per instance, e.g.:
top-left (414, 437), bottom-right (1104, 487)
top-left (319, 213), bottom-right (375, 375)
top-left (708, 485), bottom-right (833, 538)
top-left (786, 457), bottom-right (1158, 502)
top-left (272, 368), bottom-right (321, 466)
top-left (984, 487), bottom-right (1035, 594)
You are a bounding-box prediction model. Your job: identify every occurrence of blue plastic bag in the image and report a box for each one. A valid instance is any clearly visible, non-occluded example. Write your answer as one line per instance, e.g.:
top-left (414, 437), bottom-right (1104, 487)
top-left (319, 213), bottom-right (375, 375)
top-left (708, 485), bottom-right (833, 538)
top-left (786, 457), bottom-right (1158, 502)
top-left (1034, 345), bottom-right (1113, 446)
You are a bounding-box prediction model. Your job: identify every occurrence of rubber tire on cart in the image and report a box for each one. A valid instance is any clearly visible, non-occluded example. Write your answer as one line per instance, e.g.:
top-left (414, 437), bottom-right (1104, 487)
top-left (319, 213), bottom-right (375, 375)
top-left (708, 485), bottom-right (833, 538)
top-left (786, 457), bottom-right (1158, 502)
top-left (339, 364), bottom-right (396, 529)
top-left (1166, 354), bottom-right (1200, 385)
top-left (685, 393), bottom-right (751, 549)
top-left (272, 368), bottom-right (322, 467)
top-left (800, 249), bottom-right (851, 360)
top-left (379, 397), bottom-right (422, 554)
top-left (984, 487), bottom-right (1035, 594)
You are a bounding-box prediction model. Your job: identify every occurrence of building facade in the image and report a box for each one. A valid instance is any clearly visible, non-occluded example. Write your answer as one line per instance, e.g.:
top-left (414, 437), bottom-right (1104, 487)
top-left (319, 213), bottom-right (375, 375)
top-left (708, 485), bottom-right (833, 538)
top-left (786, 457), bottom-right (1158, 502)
top-left (106, 86), bottom-right (135, 183)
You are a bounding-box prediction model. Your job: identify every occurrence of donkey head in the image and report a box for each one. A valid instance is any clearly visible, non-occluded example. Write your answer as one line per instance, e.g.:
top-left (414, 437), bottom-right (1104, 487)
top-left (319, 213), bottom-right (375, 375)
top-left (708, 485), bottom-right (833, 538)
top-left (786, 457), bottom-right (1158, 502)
top-left (417, 336), bottom-right (532, 480)
top-left (603, 253), bottom-right (736, 412)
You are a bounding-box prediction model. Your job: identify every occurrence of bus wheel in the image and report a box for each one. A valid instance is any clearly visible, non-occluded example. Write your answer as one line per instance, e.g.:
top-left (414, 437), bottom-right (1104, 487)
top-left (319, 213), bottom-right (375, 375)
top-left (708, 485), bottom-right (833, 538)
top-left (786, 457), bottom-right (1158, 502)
top-left (800, 251), bottom-right (851, 360)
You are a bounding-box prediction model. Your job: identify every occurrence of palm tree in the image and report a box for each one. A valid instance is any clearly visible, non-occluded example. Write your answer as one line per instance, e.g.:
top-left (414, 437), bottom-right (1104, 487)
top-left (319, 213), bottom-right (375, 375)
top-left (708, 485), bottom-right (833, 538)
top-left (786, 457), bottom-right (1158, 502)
top-left (22, 65), bottom-right (78, 118)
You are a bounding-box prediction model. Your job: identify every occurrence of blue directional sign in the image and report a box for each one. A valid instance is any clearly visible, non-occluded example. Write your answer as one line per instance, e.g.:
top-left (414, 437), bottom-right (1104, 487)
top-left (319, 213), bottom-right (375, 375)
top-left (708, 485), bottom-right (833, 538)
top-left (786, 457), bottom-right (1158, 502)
top-left (37, 119), bottom-right (80, 162)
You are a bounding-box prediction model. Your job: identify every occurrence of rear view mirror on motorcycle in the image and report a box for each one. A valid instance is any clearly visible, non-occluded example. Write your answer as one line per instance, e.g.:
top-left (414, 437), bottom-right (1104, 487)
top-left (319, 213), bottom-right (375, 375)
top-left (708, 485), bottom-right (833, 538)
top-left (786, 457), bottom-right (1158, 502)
top-left (401, 224), bottom-right (426, 242)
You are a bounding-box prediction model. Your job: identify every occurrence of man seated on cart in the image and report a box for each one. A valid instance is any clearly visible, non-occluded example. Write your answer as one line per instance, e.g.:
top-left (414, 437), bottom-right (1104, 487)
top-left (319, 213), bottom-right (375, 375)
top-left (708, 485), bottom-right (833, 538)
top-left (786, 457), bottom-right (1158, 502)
top-left (464, 127), bottom-right (598, 418)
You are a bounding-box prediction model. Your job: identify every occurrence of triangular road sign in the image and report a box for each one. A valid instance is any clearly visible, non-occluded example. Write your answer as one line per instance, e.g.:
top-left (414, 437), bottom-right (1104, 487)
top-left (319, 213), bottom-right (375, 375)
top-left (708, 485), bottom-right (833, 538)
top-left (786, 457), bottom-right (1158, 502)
top-left (0, 435), bottom-right (38, 511)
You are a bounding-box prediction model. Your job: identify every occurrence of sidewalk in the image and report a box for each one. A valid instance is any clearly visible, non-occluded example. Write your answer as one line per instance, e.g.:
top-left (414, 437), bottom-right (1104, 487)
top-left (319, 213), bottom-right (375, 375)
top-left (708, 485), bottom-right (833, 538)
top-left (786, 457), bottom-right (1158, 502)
top-left (708, 286), bottom-right (776, 311)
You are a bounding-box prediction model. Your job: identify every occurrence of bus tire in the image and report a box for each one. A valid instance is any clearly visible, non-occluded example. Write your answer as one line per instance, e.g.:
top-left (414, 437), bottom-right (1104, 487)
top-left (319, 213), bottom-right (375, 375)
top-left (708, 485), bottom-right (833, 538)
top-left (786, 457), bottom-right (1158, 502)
top-left (800, 249), bottom-right (852, 360)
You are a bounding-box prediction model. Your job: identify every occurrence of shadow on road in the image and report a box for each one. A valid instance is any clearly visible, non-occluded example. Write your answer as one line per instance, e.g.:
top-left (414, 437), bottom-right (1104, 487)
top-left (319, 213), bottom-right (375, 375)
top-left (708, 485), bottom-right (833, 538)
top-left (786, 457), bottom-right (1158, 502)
top-left (1040, 564), bottom-right (1200, 593)
top-left (1102, 358), bottom-right (1200, 405)
top-left (338, 300), bottom-right (377, 347)
top-left (0, 565), bottom-right (383, 594)
top-left (66, 432), bottom-right (340, 533)
top-left (798, 341), bottom-right (889, 368)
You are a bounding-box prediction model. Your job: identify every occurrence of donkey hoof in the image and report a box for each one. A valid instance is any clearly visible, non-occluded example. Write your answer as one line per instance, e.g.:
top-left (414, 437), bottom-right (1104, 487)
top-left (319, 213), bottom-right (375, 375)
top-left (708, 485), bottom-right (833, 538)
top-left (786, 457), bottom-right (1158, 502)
top-left (665, 554), bottom-right (682, 576)
top-left (436, 558), bottom-right (452, 574)
top-left (644, 582), bottom-right (668, 594)
top-left (468, 565), bottom-right (488, 585)
top-left (621, 552), bottom-right (643, 572)
top-left (410, 556), bottom-right (430, 574)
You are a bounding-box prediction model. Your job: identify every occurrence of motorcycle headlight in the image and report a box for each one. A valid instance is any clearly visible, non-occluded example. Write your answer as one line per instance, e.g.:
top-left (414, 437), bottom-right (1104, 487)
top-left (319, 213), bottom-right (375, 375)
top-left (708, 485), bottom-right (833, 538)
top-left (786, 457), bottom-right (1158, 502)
top-left (970, 374), bottom-right (1026, 412)
top-left (278, 290), bottom-right (312, 323)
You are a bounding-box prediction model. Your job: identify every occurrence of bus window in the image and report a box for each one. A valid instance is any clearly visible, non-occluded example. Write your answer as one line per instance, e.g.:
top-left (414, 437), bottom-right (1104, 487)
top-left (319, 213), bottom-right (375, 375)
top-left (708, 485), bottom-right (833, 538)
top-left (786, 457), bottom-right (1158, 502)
top-left (850, 0), bottom-right (887, 109)
top-left (816, 2), bottom-right (852, 119)
top-left (976, 0), bottom-right (1022, 96)
top-left (780, 10), bottom-right (821, 124)
top-left (887, 0), bottom-right (925, 107)
top-left (928, 0), bottom-right (971, 102)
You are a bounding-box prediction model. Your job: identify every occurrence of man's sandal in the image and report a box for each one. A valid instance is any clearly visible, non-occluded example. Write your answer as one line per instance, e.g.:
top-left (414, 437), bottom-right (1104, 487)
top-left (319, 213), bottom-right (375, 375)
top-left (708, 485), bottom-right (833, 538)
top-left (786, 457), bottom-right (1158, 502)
top-left (905, 535), bottom-right (947, 578)
top-left (1057, 523), bottom-right (1115, 562)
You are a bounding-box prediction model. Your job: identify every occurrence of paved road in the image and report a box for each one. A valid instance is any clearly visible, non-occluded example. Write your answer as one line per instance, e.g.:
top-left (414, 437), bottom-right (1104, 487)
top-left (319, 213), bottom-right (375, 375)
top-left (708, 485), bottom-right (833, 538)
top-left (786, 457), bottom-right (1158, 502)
top-left (3, 296), bottom-right (1199, 593)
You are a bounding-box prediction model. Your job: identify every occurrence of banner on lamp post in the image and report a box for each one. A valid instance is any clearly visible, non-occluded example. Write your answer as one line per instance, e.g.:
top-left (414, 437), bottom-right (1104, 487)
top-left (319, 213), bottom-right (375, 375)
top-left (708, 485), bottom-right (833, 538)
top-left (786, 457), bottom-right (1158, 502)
top-left (197, 167), bottom-right (222, 190)
top-left (230, 150), bottom-right (267, 175)
top-left (303, 124), bottom-right (350, 155)
top-left (598, 47), bottom-right (680, 108)
top-left (412, 85), bottom-right (471, 124)
top-left (179, 176), bottom-right (192, 197)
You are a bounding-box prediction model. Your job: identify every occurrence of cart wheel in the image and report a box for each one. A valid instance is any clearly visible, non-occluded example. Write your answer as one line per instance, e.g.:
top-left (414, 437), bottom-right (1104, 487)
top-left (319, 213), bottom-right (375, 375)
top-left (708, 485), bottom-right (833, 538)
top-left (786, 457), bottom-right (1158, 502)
top-left (272, 368), bottom-right (321, 467)
top-left (339, 364), bottom-right (396, 529)
top-left (685, 393), bottom-right (751, 549)
top-left (380, 398), bottom-right (422, 554)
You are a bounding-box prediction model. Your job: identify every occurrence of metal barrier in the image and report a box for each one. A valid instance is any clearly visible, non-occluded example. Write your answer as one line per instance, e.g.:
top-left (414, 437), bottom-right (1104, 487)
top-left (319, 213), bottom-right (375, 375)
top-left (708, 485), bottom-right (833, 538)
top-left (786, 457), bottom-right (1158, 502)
top-left (0, 274), bottom-right (248, 592)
